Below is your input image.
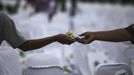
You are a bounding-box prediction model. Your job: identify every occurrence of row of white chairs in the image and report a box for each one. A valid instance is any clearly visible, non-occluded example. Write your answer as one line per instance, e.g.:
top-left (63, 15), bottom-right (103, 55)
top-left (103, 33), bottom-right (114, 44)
top-left (0, 47), bottom-right (133, 75)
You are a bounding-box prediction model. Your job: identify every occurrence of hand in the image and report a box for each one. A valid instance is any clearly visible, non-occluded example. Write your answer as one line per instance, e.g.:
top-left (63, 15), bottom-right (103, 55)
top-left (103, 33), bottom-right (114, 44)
top-left (55, 34), bottom-right (75, 45)
top-left (77, 32), bottom-right (95, 44)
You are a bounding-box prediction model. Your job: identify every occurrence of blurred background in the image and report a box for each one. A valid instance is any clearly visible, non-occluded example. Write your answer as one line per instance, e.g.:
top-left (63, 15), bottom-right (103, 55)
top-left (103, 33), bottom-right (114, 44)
top-left (0, 0), bottom-right (134, 75)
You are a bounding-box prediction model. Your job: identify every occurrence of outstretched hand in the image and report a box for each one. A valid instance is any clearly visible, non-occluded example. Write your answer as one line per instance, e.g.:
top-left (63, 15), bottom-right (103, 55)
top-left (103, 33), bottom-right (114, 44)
top-left (77, 32), bottom-right (95, 44)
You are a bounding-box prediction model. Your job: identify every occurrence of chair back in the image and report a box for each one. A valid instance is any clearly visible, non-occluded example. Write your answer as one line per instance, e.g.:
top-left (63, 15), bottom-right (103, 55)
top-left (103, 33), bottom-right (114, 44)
top-left (25, 53), bottom-right (61, 67)
top-left (0, 56), bottom-right (10, 75)
top-left (95, 63), bottom-right (132, 75)
top-left (0, 47), bottom-right (22, 75)
top-left (24, 66), bottom-right (64, 75)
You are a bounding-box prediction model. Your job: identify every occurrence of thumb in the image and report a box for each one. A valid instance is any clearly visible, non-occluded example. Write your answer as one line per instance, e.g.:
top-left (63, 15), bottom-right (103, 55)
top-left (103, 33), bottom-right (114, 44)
top-left (79, 32), bottom-right (88, 36)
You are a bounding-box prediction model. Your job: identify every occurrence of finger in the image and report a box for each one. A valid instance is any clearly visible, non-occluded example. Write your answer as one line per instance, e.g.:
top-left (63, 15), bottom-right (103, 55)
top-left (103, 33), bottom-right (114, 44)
top-left (75, 37), bottom-right (80, 41)
top-left (67, 41), bottom-right (74, 45)
top-left (77, 35), bottom-right (93, 44)
top-left (76, 39), bottom-right (82, 43)
top-left (77, 38), bottom-right (88, 44)
top-left (78, 40), bottom-right (89, 44)
top-left (76, 37), bottom-right (84, 42)
top-left (66, 39), bottom-right (75, 44)
top-left (79, 32), bottom-right (88, 36)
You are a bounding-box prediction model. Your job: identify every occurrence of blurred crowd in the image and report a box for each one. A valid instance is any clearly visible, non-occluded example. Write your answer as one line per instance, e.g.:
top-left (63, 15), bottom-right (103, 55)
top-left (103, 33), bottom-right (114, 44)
top-left (0, 0), bottom-right (78, 21)
top-left (1, 0), bottom-right (134, 22)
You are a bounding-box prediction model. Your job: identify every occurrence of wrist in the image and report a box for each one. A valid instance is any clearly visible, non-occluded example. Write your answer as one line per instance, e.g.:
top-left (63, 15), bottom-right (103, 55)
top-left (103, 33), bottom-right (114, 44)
top-left (93, 32), bottom-right (100, 40)
top-left (53, 34), bottom-right (60, 42)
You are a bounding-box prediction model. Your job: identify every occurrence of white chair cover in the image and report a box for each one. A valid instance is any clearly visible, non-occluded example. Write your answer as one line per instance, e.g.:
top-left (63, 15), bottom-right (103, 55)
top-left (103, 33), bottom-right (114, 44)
top-left (95, 63), bottom-right (132, 75)
top-left (0, 47), bottom-right (22, 75)
top-left (124, 46), bottom-right (134, 61)
top-left (25, 53), bottom-right (62, 67)
top-left (124, 46), bottom-right (134, 74)
top-left (0, 56), bottom-right (10, 75)
top-left (64, 73), bottom-right (77, 75)
top-left (24, 66), bottom-right (64, 75)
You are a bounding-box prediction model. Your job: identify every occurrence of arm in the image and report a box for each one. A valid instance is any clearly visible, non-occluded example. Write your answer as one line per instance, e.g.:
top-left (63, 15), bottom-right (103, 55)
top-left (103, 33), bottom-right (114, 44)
top-left (77, 27), bottom-right (134, 44)
top-left (18, 34), bottom-right (74, 51)
top-left (1, 13), bottom-right (74, 51)
top-left (94, 28), bottom-right (134, 42)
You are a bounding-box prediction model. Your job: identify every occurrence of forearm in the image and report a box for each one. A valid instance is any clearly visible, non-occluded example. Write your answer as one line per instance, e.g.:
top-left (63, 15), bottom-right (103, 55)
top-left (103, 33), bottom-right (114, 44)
top-left (18, 35), bottom-right (58, 51)
top-left (94, 28), bottom-right (134, 42)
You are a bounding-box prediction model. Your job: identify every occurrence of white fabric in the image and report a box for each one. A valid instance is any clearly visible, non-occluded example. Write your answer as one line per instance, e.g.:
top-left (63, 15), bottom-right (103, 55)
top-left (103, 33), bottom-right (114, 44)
top-left (24, 66), bottom-right (64, 75)
top-left (92, 42), bottom-right (131, 64)
top-left (124, 46), bottom-right (134, 61)
top-left (87, 50), bottom-right (109, 75)
top-left (95, 63), bottom-right (132, 75)
top-left (0, 47), bottom-right (22, 75)
top-left (25, 53), bottom-right (62, 67)
top-left (124, 46), bottom-right (134, 74)
top-left (0, 57), bottom-right (10, 75)
top-left (72, 43), bottom-right (92, 75)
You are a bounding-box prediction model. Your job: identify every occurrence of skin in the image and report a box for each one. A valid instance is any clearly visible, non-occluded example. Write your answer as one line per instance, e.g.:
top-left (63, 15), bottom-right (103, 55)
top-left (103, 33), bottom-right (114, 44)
top-left (18, 34), bottom-right (75, 51)
top-left (77, 26), bottom-right (134, 44)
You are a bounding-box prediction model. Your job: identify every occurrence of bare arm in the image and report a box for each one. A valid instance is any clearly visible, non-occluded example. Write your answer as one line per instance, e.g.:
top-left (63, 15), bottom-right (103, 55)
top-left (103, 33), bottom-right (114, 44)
top-left (18, 34), bottom-right (74, 51)
top-left (94, 28), bottom-right (134, 42)
top-left (77, 28), bottom-right (134, 44)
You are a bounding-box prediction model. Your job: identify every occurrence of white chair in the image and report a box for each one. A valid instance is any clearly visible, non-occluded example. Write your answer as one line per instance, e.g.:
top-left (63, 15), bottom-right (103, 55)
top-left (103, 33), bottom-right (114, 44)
top-left (24, 53), bottom-right (62, 67)
top-left (95, 63), bottom-right (132, 75)
top-left (24, 66), bottom-right (64, 75)
top-left (0, 47), bottom-right (65, 75)
top-left (0, 56), bottom-right (10, 75)
top-left (124, 46), bottom-right (134, 64)
top-left (124, 46), bottom-right (134, 74)
top-left (0, 47), bottom-right (22, 75)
